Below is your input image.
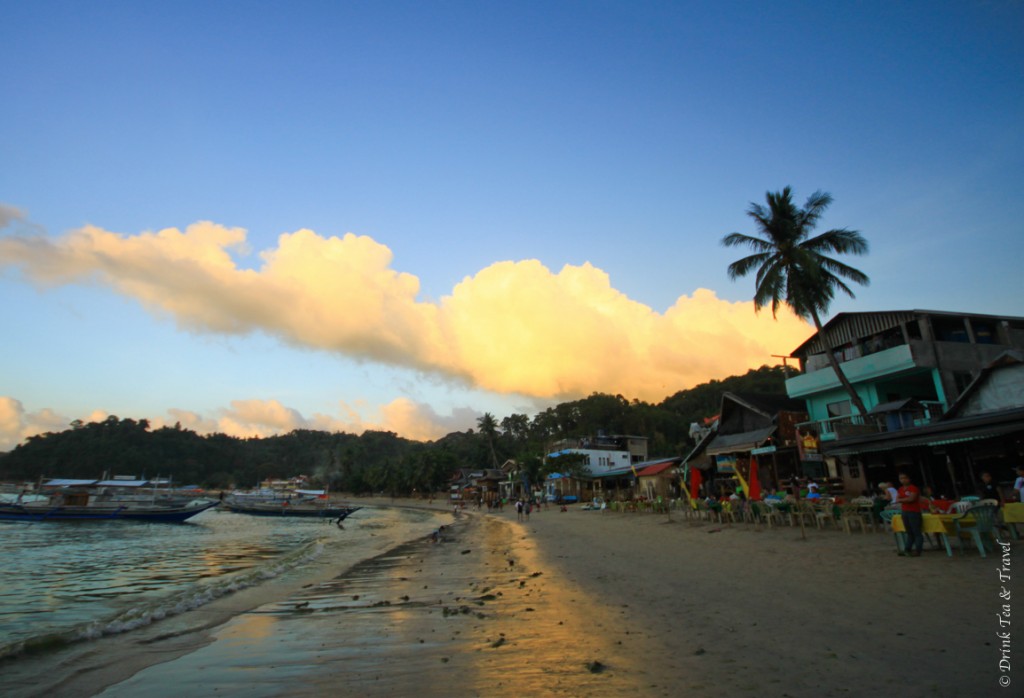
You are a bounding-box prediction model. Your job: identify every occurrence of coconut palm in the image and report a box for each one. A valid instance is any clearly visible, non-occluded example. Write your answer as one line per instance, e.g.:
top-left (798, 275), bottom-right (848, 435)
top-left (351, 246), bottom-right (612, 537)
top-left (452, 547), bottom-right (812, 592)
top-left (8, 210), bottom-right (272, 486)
top-left (477, 412), bottom-right (500, 468)
top-left (721, 187), bottom-right (870, 417)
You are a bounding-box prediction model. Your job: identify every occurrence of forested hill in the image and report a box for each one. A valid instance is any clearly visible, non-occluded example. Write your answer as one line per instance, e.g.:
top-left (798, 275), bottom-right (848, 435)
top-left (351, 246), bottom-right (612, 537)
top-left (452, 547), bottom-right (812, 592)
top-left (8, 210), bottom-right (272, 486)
top-left (0, 365), bottom-right (789, 493)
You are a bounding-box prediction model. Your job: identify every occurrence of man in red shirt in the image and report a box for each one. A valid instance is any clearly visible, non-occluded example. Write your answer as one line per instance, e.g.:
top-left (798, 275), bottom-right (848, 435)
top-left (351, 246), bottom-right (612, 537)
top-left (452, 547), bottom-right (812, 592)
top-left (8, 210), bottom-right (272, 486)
top-left (896, 472), bottom-right (925, 557)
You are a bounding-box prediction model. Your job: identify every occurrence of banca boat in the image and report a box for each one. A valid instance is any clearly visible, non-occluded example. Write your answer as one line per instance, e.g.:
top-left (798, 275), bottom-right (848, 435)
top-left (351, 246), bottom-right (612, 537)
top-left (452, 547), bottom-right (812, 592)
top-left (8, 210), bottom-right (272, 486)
top-left (0, 478), bottom-right (220, 523)
top-left (222, 490), bottom-right (360, 519)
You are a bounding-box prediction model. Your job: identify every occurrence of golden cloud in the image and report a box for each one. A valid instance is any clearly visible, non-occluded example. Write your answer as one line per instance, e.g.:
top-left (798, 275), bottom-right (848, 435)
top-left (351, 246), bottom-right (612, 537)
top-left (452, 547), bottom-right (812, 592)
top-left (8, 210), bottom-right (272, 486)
top-left (0, 220), bottom-right (814, 401)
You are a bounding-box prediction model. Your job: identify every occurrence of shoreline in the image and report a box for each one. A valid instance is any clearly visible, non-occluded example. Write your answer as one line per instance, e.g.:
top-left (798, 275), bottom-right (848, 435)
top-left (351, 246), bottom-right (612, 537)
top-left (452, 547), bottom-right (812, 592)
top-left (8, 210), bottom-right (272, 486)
top-left (3, 499), bottom-right (1018, 697)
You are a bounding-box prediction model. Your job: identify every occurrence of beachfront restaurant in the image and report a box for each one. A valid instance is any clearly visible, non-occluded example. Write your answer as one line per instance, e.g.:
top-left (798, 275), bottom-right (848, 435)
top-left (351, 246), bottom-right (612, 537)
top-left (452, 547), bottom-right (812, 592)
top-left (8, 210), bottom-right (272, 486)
top-left (816, 350), bottom-right (1024, 499)
top-left (684, 392), bottom-right (808, 498)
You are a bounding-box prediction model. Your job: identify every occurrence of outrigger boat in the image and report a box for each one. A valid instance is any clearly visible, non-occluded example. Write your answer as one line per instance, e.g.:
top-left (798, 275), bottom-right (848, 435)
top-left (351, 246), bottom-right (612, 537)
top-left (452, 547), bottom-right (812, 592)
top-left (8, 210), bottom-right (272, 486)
top-left (222, 489), bottom-right (360, 519)
top-left (0, 478), bottom-right (220, 523)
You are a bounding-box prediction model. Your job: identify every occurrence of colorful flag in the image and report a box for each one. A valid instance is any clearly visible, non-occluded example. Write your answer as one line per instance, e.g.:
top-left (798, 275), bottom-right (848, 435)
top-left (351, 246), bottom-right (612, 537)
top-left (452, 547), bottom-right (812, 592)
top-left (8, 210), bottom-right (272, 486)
top-left (748, 456), bottom-right (762, 501)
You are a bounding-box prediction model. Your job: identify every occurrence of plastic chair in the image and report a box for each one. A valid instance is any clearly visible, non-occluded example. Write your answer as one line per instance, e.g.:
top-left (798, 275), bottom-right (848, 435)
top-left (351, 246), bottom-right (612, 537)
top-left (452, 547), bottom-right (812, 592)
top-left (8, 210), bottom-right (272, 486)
top-left (812, 501), bottom-right (839, 529)
top-left (954, 504), bottom-right (999, 557)
top-left (952, 500), bottom-right (974, 514)
top-left (878, 509), bottom-right (905, 552)
top-left (840, 503), bottom-right (871, 534)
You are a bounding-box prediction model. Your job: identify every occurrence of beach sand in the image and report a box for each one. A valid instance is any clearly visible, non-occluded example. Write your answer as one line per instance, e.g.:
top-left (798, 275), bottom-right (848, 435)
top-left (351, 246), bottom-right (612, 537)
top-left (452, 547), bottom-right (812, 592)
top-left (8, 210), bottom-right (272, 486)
top-left (3, 499), bottom-right (1018, 697)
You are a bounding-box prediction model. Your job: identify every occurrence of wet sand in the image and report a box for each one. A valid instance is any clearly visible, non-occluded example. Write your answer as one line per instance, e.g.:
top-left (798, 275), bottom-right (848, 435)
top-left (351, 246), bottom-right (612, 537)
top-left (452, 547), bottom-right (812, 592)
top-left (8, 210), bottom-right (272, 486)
top-left (3, 500), bottom-right (1019, 697)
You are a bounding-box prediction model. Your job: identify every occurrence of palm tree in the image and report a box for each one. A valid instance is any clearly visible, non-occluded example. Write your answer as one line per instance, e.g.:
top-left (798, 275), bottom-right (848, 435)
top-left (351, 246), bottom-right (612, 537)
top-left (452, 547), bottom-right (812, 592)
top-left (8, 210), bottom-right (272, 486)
top-left (721, 187), bottom-right (870, 417)
top-left (477, 412), bottom-right (500, 469)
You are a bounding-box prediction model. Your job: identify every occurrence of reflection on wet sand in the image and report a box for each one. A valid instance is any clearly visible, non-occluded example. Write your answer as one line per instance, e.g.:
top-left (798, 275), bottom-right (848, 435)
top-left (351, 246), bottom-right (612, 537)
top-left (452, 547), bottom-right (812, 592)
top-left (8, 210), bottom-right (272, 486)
top-left (100, 515), bottom-right (655, 697)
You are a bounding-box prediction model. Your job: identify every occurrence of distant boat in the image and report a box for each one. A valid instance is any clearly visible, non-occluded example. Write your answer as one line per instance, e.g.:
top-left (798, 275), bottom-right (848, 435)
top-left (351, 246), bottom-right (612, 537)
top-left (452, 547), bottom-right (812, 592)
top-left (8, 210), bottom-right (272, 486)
top-left (222, 490), bottom-right (360, 519)
top-left (0, 478), bottom-right (219, 523)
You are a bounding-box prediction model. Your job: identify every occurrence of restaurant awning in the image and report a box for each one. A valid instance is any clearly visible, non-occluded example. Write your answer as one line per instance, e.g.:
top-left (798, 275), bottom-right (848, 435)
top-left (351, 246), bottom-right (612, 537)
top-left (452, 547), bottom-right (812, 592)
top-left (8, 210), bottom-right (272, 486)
top-left (824, 408), bottom-right (1024, 456)
top-left (705, 426), bottom-right (776, 456)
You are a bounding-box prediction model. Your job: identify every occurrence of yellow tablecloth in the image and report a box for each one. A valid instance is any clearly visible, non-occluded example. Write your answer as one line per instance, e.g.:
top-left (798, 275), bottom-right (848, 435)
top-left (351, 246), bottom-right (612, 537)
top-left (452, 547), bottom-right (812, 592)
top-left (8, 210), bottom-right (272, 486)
top-left (1003, 503), bottom-right (1024, 525)
top-left (892, 513), bottom-right (960, 535)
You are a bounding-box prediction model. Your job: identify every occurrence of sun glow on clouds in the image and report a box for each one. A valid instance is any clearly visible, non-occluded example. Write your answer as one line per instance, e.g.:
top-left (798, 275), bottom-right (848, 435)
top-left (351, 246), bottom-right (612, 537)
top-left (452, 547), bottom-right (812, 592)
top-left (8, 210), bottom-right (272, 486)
top-left (0, 215), bottom-right (814, 447)
top-left (0, 396), bottom-right (473, 451)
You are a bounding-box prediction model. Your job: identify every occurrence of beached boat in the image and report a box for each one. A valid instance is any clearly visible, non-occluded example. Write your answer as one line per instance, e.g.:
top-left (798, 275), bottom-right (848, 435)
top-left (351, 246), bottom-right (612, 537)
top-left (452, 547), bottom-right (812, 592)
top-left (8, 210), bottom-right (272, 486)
top-left (0, 478), bottom-right (220, 522)
top-left (222, 490), bottom-right (360, 519)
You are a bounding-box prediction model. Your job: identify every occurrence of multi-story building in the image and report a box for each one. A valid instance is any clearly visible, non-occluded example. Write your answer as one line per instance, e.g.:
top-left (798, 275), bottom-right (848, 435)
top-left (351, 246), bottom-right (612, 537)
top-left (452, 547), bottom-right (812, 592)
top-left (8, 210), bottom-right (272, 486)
top-left (784, 310), bottom-right (1024, 494)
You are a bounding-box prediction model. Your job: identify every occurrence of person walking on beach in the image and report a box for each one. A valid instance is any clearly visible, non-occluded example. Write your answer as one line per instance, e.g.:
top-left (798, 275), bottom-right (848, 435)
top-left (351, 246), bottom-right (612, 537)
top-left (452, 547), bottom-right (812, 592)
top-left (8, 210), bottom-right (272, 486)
top-left (516, 499), bottom-right (524, 521)
top-left (896, 472), bottom-right (924, 557)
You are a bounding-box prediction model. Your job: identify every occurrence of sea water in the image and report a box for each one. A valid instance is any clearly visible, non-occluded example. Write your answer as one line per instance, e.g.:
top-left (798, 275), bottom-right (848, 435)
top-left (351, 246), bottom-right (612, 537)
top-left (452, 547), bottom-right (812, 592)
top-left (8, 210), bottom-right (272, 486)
top-left (0, 504), bottom-right (449, 659)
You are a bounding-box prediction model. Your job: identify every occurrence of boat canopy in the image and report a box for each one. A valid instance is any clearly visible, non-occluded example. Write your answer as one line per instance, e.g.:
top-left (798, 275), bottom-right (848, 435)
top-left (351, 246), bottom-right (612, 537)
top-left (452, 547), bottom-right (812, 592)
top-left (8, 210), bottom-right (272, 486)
top-left (44, 479), bottom-right (156, 488)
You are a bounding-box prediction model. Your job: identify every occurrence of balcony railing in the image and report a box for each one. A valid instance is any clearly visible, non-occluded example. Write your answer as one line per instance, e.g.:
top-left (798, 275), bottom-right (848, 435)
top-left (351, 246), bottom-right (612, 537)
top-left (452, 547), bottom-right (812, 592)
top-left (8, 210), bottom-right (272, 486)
top-left (797, 400), bottom-right (947, 441)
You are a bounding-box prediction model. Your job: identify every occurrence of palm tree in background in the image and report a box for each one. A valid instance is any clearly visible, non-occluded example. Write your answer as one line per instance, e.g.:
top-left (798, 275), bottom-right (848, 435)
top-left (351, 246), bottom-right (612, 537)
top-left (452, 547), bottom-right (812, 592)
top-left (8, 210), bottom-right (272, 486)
top-left (721, 186), bottom-right (870, 417)
top-left (477, 412), bottom-right (499, 468)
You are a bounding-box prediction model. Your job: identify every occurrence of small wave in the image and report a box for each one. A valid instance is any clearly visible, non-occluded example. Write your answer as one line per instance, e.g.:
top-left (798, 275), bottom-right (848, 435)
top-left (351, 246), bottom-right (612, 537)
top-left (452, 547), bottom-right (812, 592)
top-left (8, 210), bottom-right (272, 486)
top-left (0, 538), bottom-right (326, 660)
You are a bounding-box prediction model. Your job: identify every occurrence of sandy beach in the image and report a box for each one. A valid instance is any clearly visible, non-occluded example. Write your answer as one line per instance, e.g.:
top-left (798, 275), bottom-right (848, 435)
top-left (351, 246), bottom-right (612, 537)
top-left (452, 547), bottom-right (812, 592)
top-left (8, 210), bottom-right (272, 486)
top-left (2, 499), bottom-right (1018, 697)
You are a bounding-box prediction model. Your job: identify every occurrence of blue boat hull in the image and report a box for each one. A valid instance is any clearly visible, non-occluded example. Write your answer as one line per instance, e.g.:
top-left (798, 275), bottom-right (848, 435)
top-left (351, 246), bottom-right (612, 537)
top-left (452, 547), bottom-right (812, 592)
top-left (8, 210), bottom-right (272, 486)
top-left (0, 501), bottom-right (221, 523)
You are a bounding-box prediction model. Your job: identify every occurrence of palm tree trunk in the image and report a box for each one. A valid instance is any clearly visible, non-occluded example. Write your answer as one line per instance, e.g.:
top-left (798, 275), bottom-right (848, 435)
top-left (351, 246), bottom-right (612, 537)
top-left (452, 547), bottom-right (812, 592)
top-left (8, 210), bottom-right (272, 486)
top-left (809, 309), bottom-right (870, 419)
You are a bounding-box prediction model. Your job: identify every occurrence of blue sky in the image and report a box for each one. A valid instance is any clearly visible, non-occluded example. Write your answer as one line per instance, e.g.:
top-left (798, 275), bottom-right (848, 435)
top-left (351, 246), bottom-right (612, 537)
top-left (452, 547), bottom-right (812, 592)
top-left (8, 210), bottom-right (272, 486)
top-left (1, 1), bottom-right (1022, 449)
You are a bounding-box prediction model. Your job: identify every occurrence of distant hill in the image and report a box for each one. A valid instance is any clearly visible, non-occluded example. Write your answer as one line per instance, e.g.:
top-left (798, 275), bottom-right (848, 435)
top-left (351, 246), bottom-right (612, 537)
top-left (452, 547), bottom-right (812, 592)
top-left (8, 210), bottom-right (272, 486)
top-left (0, 365), bottom-right (791, 491)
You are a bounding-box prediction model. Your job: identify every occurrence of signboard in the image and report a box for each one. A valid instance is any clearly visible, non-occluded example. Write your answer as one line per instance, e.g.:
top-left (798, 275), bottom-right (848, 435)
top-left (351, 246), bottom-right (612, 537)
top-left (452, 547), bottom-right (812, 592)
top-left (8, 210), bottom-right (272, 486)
top-left (750, 445), bottom-right (777, 455)
top-left (715, 454), bottom-right (737, 473)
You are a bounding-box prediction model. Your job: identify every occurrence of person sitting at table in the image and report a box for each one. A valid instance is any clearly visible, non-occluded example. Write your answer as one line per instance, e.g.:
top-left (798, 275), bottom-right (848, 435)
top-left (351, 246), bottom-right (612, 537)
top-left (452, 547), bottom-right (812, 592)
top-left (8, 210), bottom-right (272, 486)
top-left (806, 481), bottom-right (821, 499)
top-left (878, 481), bottom-right (899, 506)
top-left (1014, 466), bottom-right (1024, 502)
top-left (896, 472), bottom-right (925, 557)
top-left (978, 471), bottom-right (1004, 506)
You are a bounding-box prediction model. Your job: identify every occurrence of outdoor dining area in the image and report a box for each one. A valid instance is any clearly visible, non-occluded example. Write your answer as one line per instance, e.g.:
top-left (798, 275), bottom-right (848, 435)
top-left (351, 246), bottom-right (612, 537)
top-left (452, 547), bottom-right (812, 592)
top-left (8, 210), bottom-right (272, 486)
top-left (887, 500), bottom-right (1023, 557)
top-left (669, 486), bottom-right (1021, 559)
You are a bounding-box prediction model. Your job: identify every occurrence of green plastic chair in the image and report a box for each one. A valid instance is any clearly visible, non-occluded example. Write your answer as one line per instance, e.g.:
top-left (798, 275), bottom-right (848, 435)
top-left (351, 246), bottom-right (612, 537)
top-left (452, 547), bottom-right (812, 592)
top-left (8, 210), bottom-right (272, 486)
top-left (954, 504), bottom-right (998, 557)
top-left (879, 510), bottom-right (904, 552)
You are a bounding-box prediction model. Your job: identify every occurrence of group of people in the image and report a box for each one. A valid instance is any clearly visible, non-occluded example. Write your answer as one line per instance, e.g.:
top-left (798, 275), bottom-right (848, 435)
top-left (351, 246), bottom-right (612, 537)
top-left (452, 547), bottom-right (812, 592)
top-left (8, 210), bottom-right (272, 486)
top-left (889, 466), bottom-right (1024, 557)
top-left (514, 498), bottom-right (536, 521)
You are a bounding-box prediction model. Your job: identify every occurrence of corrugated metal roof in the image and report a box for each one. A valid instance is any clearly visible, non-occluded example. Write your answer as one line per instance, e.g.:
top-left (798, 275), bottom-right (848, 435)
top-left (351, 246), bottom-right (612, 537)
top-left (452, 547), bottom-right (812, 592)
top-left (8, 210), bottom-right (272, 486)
top-left (636, 461), bottom-right (676, 477)
top-left (705, 426), bottom-right (777, 455)
top-left (791, 311), bottom-right (916, 357)
top-left (824, 416), bottom-right (1024, 456)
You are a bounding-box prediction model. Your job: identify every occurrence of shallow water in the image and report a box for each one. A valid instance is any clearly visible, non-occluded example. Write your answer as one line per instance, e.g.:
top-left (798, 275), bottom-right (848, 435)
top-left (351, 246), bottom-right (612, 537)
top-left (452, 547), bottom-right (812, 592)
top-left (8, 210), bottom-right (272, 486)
top-left (0, 505), bottom-right (449, 659)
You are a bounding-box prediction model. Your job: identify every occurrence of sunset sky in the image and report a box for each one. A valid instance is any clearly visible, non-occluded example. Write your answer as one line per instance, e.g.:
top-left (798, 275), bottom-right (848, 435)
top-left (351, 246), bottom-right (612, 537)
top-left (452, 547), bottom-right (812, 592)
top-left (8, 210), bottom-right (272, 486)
top-left (1, 1), bottom-right (1022, 451)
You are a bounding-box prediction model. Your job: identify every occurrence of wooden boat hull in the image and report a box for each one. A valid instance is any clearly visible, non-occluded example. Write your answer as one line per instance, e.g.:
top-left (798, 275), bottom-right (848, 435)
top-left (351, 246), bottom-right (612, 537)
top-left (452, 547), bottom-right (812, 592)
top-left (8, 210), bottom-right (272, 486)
top-left (0, 500), bottom-right (221, 523)
top-left (223, 502), bottom-right (361, 519)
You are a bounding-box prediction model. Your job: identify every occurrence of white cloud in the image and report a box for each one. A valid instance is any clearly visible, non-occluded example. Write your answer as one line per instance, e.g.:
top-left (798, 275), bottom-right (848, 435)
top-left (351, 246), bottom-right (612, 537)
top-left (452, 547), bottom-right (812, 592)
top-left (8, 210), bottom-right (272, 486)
top-left (0, 397), bottom-right (75, 451)
top-left (0, 220), bottom-right (814, 403)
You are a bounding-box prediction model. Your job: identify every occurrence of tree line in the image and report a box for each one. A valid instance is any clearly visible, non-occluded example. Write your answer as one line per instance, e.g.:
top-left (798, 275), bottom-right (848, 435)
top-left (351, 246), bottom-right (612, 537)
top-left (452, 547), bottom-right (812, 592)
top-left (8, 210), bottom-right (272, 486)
top-left (0, 366), bottom-right (788, 495)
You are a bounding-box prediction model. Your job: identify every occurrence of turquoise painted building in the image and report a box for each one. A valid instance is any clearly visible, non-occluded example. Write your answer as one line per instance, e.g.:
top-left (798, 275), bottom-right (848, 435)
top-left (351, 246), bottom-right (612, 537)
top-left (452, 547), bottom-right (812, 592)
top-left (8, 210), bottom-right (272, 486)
top-left (785, 310), bottom-right (1024, 442)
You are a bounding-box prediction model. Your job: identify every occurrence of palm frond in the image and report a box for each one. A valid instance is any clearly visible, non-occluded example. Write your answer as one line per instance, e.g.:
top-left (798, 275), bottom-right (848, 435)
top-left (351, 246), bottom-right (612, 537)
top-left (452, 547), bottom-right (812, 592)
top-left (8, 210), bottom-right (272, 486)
top-left (726, 251), bottom-right (770, 280)
top-left (818, 256), bottom-right (870, 285)
top-left (802, 228), bottom-right (869, 256)
top-left (799, 190), bottom-right (832, 230)
top-left (721, 232), bottom-right (772, 251)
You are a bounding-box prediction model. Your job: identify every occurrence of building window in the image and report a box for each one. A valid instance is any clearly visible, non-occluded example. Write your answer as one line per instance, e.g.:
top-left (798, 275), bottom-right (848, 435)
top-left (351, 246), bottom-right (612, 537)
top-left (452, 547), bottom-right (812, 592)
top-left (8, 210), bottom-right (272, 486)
top-left (971, 320), bottom-right (996, 344)
top-left (905, 321), bottom-right (922, 340)
top-left (827, 400), bottom-right (851, 418)
top-left (933, 317), bottom-right (969, 342)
